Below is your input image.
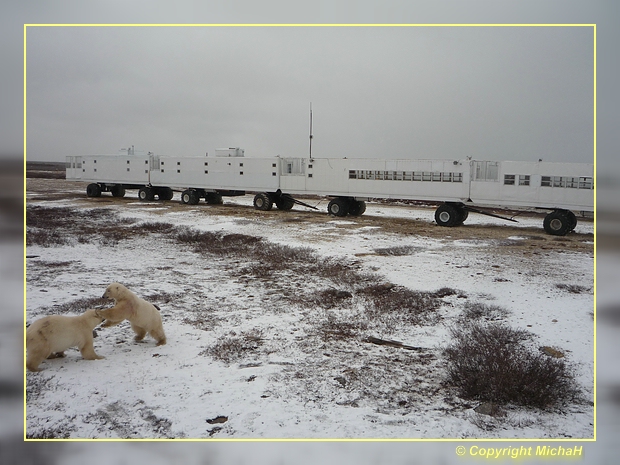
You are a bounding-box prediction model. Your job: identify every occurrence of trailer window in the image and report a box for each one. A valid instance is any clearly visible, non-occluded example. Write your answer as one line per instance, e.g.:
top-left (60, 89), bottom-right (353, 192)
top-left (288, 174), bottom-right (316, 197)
top-left (442, 172), bottom-right (452, 182)
top-left (579, 177), bottom-right (593, 189)
top-left (519, 175), bottom-right (530, 186)
top-left (349, 170), bottom-right (357, 179)
top-left (565, 177), bottom-right (579, 188)
top-left (474, 161), bottom-right (499, 181)
top-left (453, 173), bottom-right (463, 182)
top-left (504, 174), bottom-right (515, 185)
top-left (541, 176), bottom-right (551, 187)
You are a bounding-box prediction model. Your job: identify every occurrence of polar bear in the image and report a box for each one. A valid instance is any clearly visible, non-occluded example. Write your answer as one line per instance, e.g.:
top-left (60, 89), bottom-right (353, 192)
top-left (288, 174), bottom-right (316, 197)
top-left (97, 282), bottom-right (166, 346)
top-left (26, 309), bottom-right (105, 372)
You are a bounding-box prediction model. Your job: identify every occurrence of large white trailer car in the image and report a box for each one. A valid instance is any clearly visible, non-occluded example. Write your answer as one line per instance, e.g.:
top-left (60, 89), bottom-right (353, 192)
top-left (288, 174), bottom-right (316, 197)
top-left (66, 148), bottom-right (594, 236)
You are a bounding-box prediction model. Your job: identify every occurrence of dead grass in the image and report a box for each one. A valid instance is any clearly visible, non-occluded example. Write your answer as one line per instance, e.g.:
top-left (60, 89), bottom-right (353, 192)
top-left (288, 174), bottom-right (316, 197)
top-left (555, 283), bottom-right (591, 294)
top-left (33, 296), bottom-right (110, 316)
top-left (26, 205), bottom-right (138, 247)
top-left (202, 329), bottom-right (265, 364)
top-left (357, 283), bottom-right (442, 327)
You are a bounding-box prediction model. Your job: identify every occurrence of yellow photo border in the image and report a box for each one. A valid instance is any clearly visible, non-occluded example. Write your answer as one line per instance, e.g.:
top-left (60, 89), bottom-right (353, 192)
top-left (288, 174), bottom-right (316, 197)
top-left (23, 23), bottom-right (597, 444)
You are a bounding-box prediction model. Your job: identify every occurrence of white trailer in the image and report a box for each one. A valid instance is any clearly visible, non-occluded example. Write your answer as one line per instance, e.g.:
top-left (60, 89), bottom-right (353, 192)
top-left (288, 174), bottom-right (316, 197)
top-left (66, 149), bottom-right (594, 236)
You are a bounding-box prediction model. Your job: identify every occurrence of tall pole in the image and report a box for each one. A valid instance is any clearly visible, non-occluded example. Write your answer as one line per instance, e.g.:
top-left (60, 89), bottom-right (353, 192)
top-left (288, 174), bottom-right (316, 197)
top-left (309, 103), bottom-right (313, 160)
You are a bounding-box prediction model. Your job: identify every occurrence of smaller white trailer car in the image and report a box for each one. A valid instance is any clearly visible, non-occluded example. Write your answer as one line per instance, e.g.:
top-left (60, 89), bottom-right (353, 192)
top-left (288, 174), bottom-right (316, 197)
top-left (66, 148), bottom-right (594, 236)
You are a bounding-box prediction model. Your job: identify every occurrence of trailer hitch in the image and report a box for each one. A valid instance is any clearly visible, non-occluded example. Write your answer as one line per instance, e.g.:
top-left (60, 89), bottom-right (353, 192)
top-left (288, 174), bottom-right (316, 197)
top-left (463, 205), bottom-right (519, 223)
top-left (275, 190), bottom-right (319, 210)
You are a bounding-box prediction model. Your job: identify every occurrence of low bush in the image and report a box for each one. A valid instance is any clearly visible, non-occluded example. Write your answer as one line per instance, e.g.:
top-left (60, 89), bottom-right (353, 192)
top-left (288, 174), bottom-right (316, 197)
top-left (444, 322), bottom-right (581, 409)
top-left (460, 301), bottom-right (510, 322)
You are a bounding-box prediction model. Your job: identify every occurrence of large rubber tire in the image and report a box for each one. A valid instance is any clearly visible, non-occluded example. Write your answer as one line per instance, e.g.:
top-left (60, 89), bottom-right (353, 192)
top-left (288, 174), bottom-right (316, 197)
top-left (86, 183), bottom-right (102, 198)
top-left (328, 198), bottom-right (350, 217)
top-left (181, 190), bottom-right (199, 205)
top-left (543, 211), bottom-right (572, 236)
top-left (138, 187), bottom-right (154, 201)
top-left (205, 192), bottom-right (223, 205)
top-left (110, 185), bottom-right (126, 198)
top-left (565, 210), bottom-right (578, 231)
top-left (435, 204), bottom-right (460, 227)
top-left (454, 206), bottom-right (468, 226)
top-left (348, 200), bottom-right (366, 216)
top-left (253, 193), bottom-right (273, 211)
top-left (275, 195), bottom-right (295, 211)
top-left (158, 187), bottom-right (174, 201)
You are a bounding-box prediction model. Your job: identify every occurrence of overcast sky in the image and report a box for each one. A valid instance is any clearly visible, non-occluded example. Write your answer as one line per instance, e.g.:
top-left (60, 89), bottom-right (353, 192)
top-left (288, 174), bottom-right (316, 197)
top-left (26, 25), bottom-right (593, 164)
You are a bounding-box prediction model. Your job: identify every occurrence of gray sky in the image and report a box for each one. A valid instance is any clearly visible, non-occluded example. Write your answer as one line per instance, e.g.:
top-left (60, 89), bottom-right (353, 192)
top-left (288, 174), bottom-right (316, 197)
top-left (26, 25), bottom-right (594, 163)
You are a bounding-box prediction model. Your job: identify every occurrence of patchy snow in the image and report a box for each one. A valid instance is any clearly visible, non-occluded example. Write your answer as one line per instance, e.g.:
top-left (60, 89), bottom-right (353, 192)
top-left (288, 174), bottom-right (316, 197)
top-left (25, 180), bottom-right (594, 439)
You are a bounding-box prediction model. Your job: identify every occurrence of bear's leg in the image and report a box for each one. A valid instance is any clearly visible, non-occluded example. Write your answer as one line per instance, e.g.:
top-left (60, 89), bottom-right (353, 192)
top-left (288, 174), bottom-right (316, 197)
top-left (26, 348), bottom-right (49, 372)
top-left (78, 338), bottom-right (105, 360)
top-left (131, 324), bottom-right (147, 342)
top-left (150, 328), bottom-right (167, 346)
top-left (101, 319), bottom-right (123, 328)
top-left (97, 305), bottom-right (130, 327)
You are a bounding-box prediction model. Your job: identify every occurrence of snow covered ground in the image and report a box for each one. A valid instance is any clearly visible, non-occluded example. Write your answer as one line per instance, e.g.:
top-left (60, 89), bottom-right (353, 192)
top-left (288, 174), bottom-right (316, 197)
top-left (25, 178), bottom-right (594, 439)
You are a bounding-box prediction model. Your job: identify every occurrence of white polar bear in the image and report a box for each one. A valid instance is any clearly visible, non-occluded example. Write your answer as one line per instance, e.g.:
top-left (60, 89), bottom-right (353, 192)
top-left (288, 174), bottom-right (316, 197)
top-left (97, 282), bottom-right (167, 346)
top-left (26, 309), bottom-right (105, 372)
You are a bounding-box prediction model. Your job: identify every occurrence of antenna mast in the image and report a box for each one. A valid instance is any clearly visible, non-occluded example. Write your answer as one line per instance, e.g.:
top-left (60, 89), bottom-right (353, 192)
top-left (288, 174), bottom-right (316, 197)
top-left (309, 103), bottom-right (313, 160)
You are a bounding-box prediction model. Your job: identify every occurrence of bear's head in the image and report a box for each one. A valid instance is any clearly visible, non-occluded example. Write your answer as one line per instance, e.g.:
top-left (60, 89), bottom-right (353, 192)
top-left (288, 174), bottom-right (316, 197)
top-left (102, 282), bottom-right (127, 300)
top-left (85, 309), bottom-right (105, 325)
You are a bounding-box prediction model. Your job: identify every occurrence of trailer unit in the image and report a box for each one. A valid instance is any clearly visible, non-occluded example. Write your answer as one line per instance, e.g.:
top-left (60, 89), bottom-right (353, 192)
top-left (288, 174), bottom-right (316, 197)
top-left (66, 150), bottom-right (594, 236)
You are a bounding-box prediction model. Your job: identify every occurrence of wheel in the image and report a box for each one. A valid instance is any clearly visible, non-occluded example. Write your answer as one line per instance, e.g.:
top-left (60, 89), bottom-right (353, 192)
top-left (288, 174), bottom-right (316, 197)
top-left (110, 185), bottom-right (126, 198)
top-left (86, 183), bottom-right (102, 197)
top-left (138, 187), bottom-right (154, 201)
top-left (181, 190), bottom-right (191, 204)
top-left (435, 204), bottom-right (460, 227)
top-left (328, 198), bottom-right (349, 217)
top-left (454, 206), bottom-right (468, 226)
top-left (543, 211), bottom-right (571, 236)
top-left (348, 200), bottom-right (366, 216)
top-left (158, 187), bottom-right (174, 201)
top-left (181, 190), bottom-right (199, 205)
top-left (205, 192), bottom-right (223, 204)
top-left (275, 195), bottom-right (295, 211)
top-left (565, 210), bottom-right (577, 231)
top-left (253, 193), bottom-right (273, 211)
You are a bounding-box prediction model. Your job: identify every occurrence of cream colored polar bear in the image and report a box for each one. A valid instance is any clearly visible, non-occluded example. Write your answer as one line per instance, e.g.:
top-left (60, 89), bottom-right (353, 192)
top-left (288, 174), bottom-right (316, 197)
top-left (97, 282), bottom-right (167, 346)
top-left (26, 309), bottom-right (105, 372)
